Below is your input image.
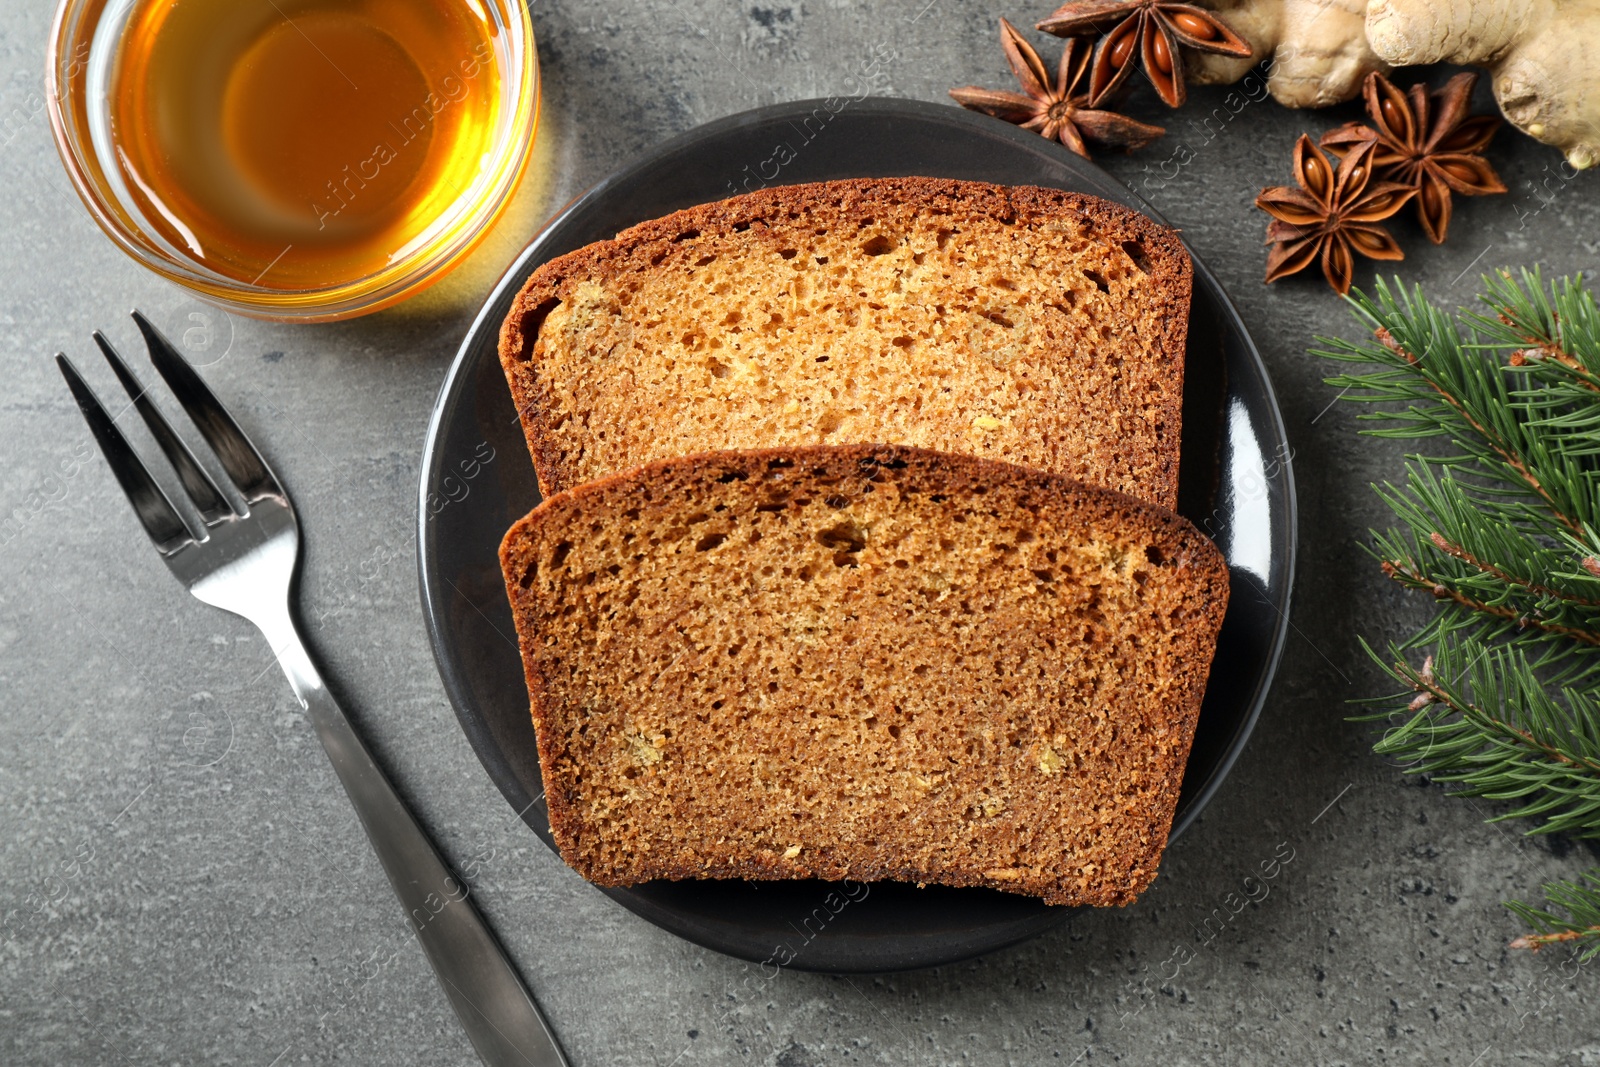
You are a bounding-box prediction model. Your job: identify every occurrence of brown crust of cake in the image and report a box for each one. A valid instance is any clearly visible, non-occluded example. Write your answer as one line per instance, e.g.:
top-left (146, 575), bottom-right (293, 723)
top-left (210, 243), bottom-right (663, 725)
top-left (499, 443), bottom-right (1229, 907)
top-left (497, 177), bottom-right (1192, 509)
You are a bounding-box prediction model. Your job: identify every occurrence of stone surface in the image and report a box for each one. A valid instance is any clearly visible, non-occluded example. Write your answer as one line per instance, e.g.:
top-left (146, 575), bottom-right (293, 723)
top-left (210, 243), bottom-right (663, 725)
top-left (3, 1), bottom-right (1599, 1064)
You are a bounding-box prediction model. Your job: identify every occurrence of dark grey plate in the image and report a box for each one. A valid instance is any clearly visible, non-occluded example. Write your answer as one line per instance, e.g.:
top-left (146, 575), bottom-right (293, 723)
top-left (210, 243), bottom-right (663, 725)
top-left (418, 97), bottom-right (1296, 974)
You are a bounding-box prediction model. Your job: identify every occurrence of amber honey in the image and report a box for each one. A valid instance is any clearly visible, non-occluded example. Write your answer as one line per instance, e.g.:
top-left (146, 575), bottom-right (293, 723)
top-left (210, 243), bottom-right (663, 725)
top-left (109, 0), bottom-right (506, 290)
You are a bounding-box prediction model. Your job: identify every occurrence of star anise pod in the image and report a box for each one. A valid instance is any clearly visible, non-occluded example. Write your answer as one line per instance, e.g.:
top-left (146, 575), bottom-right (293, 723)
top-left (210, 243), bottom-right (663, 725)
top-left (1036, 0), bottom-right (1252, 109)
top-left (1321, 71), bottom-right (1506, 244)
top-left (1255, 134), bottom-right (1416, 295)
top-left (950, 18), bottom-right (1165, 159)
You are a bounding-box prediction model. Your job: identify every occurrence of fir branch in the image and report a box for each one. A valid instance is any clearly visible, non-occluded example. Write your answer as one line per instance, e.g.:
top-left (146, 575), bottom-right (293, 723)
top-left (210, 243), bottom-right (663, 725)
top-left (1474, 268), bottom-right (1600, 381)
top-left (1359, 639), bottom-right (1600, 839)
top-left (1507, 872), bottom-right (1600, 960)
top-left (1320, 275), bottom-right (1600, 545)
top-left (1365, 461), bottom-right (1600, 626)
top-left (1379, 558), bottom-right (1600, 647)
top-left (1483, 272), bottom-right (1600, 461)
top-left (1507, 344), bottom-right (1591, 381)
top-left (1325, 269), bottom-right (1600, 958)
top-left (1371, 323), bottom-right (1589, 540)
top-left (1429, 533), bottom-right (1600, 607)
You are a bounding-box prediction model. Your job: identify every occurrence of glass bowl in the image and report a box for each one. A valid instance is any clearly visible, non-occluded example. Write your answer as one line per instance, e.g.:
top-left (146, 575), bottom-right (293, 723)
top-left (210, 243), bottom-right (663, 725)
top-left (46, 0), bottom-right (539, 323)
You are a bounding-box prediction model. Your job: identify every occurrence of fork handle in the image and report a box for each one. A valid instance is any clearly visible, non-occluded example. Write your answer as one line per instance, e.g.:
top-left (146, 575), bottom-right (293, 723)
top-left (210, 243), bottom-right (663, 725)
top-left (257, 604), bottom-right (569, 1067)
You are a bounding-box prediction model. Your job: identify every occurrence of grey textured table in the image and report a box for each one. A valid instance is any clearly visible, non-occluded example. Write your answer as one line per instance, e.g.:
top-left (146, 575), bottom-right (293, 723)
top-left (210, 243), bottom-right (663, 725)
top-left (4, 2), bottom-right (1598, 1064)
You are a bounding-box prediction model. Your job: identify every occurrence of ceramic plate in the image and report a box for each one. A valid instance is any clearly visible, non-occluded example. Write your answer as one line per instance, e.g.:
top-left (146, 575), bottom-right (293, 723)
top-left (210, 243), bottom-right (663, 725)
top-left (418, 97), bottom-right (1296, 974)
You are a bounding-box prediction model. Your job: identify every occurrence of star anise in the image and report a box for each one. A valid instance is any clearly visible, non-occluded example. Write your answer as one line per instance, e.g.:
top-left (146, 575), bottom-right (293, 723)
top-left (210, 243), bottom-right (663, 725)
top-left (950, 18), bottom-right (1165, 159)
top-left (1036, 0), bottom-right (1252, 109)
top-left (1255, 135), bottom-right (1417, 295)
top-left (1321, 71), bottom-right (1506, 244)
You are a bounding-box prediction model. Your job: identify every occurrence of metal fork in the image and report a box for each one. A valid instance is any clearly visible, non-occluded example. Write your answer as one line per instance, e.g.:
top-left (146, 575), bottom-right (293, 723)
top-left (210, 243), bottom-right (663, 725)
top-left (56, 312), bottom-right (568, 1067)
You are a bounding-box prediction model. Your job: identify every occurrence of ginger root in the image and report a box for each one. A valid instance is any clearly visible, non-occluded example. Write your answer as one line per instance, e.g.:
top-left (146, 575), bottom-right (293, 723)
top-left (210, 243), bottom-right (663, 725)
top-left (1366, 0), bottom-right (1600, 169)
top-left (1187, 0), bottom-right (1388, 107)
top-left (1060, 0), bottom-right (1596, 167)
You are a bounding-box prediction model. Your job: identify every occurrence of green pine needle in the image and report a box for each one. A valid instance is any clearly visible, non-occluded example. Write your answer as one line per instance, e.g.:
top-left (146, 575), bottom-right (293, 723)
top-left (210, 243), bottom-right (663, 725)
top-left (1506, 872), bottom-right (1600, 961)
top-left (1323, 268), bottom-right (1600, 960)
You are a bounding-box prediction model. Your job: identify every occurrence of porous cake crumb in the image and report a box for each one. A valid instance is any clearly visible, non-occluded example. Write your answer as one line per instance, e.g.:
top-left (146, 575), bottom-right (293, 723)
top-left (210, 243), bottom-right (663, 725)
top-left (499, 444), bottom-right (1228, 906)
top-left (498, 177), bottom-right (1192, 508)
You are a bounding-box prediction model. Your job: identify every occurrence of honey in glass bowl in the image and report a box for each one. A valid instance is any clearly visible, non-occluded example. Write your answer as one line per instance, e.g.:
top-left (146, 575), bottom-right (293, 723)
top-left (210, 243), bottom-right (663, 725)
top-left (48, 0), bottom-right (538, 319)
top-left (113, 0), bottom-right (508, 289)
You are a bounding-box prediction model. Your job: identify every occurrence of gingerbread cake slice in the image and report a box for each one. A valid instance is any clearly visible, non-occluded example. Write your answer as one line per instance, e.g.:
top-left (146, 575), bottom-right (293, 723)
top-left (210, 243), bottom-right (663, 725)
top-left (499, 444), bottom-right (1228, 906)
top-left (498, 177), bottom-right (1192, 509)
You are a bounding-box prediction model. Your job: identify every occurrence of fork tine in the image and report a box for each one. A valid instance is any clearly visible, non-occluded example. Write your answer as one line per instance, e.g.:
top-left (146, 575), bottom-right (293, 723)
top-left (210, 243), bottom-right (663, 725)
top-left (56, 354), bottom-right (193, 554)
top-left (132, 310), bottom-right (282, 504)
top-left (94, 331), bottom-right (234, 526)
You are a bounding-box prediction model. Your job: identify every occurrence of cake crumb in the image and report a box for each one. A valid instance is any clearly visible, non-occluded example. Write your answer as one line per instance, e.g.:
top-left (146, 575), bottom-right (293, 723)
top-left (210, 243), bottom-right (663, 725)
top-left (626, 730), bottom-right (664, 765)
top-left (503, 443), bottom-right (1229, 907)
top-left (500, 179), bottom-right (1190, 512)
top-left (1037, 743), bottom-right (1064, 776)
